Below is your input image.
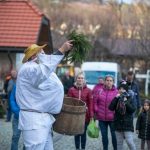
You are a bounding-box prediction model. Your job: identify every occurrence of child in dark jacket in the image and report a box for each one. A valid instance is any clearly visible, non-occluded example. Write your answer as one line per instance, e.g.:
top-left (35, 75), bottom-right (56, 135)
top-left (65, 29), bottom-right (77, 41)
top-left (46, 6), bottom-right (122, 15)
top-left (109, 80), bottom-right (136, 150)
top-left (136, 99), bottom-right (150, 150)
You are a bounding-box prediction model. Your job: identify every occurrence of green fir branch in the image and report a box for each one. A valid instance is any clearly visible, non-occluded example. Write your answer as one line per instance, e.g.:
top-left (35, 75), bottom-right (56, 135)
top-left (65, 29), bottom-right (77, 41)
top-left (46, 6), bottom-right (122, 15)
top-left (64, 30), bottom-right (92, 64)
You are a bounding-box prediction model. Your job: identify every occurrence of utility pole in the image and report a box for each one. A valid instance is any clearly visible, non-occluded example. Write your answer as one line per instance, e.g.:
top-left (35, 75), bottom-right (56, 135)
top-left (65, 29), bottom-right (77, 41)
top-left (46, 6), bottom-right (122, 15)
top-left (136, 70), bottom-right (150, 96)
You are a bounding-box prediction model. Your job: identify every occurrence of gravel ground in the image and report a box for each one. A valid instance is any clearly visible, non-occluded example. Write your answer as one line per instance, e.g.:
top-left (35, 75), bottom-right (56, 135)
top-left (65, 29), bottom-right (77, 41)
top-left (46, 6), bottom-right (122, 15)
top-left (0, 118), bottom-right (141, 150)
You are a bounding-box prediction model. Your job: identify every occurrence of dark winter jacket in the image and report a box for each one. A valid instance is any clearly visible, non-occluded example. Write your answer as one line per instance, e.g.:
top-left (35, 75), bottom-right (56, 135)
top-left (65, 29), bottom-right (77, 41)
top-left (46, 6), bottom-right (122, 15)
top-left (109, 95), bottom-right (135, 132)
top-left (62, 75), bottom-right (74, 94)
top-left (93, 85), bottom-right (118, 121)
top-left (136, 111), bottom-right (150, 140)
top-left (127, 80), bottom-right (141, 109)
top-left (67, 84), bottom-right (93, 123)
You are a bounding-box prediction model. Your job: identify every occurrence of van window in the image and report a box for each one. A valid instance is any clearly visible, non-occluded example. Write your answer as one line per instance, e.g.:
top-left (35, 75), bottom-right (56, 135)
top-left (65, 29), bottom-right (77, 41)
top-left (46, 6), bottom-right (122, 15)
top-left (84, 71), bottom-right (116, 85)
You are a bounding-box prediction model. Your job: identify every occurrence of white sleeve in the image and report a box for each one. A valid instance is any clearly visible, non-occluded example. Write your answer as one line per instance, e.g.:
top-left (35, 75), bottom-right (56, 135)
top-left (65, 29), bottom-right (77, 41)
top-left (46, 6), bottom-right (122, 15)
top-left (26, 53), bottom-right (64, 86)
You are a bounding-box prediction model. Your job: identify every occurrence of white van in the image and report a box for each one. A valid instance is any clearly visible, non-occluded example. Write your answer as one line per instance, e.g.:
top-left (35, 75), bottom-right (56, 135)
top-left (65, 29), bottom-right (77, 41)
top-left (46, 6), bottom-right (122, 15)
top-left (81, 62), bottom-right (121, 89)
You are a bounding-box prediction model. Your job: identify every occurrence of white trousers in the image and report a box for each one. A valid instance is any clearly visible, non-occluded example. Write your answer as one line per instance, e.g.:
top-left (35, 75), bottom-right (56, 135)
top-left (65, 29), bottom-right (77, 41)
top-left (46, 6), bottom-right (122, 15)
top-left (22, 127), bottom-right (53, 150)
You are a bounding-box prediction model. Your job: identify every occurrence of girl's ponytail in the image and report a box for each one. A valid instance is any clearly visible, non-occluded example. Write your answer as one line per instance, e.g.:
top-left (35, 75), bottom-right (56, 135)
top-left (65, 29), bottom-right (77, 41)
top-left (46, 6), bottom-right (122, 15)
top-left (138, 107), bottom-right (143, 116)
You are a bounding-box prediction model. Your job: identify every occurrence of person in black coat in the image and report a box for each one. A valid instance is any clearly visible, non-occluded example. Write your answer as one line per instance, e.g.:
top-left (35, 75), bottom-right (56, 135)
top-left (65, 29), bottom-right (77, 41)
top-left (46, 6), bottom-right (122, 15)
top-left (126, 71), bottom-right (141, 112)
top-left (62, 71), bottom-right (74, 94)
top-left (136, 99), bottom-right (150, 150)
top-left (109, 80), bottom-right (136, 150)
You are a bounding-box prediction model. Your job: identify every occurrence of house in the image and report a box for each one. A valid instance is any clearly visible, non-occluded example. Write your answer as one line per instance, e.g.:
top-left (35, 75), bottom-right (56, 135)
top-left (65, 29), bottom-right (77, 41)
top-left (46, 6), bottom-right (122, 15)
top-left (89, 38), bottom-right (150, 75)
top-left (0, 0), bottom-right (53, 90)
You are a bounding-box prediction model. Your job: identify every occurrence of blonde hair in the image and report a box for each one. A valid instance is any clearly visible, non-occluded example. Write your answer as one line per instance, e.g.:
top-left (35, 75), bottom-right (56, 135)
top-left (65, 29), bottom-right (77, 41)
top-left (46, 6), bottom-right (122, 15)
top-left (75, 71), bottom-right (85, 81)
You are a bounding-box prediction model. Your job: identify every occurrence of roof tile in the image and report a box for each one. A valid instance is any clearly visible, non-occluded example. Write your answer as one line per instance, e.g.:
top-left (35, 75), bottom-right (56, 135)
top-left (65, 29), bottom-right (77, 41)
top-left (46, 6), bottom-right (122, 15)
top-left (0, 0), bottom-right (44, 48)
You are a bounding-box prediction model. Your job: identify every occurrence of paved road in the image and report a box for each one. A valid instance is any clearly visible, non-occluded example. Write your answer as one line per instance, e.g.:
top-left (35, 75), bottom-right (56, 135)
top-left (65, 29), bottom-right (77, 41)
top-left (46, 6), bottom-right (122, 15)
top-left (0, 118), bottom-right (141, 150)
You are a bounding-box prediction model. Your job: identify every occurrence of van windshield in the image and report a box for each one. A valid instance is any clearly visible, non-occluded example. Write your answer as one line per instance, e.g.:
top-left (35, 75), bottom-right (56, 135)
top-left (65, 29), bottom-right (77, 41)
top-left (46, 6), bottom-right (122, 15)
top-left (84, 71), bottom-right (116, 85)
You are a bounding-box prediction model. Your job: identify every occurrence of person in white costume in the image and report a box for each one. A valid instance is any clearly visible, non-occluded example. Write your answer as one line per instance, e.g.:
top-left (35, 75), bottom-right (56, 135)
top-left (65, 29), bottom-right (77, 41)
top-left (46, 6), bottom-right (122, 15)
top-left (16, 41), bottom-right (73, 150)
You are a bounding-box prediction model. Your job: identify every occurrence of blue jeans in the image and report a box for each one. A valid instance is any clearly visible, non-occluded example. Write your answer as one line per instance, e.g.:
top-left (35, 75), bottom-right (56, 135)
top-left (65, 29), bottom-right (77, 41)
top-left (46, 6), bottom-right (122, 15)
top-left (6, 102), bottom-right (12, 121)
top-left (99, 121), bottom-right (117, 150)
top-left (11, 116), bottom-right (22, 150)
top-left (74, 123), bottom-right (88, 149)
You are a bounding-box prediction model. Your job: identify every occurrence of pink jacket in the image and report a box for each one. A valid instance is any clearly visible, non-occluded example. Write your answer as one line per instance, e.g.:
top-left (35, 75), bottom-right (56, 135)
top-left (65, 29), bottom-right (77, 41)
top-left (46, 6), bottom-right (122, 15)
top-left (67, 85), bottom-right (94, 123)
top-left (93, 85), bottom-right (118, 121)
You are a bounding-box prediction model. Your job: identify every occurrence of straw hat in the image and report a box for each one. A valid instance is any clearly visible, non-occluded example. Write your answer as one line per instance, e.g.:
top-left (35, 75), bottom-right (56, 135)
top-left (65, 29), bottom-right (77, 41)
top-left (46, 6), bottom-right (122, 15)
top-left (22, 44), bottom-right (47, 63)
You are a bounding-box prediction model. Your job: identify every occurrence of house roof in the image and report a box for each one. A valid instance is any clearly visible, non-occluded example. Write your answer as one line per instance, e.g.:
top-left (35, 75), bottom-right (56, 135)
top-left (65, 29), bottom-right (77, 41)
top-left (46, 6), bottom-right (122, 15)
top-left (95, 38), bottom-right (150, 58)
top-left (0, 0), bottom-right (44, 48)
top-left (51, 30), bottom-right (67, 50)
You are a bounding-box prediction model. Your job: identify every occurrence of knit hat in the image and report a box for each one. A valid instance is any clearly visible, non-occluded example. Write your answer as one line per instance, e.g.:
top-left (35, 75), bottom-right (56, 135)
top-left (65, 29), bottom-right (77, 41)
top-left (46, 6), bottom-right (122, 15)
top-left (118, 80), bottom-right (128, 91)
top-left (22, 44), bottom-right (47, 63)
top-left (143, 99), bottom-right (150, 106)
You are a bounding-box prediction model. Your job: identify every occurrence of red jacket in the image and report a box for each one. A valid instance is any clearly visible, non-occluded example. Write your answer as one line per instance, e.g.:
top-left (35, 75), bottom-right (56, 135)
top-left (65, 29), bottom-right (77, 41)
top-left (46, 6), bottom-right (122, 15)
top-left (67, 85), bottom-right (94, 123)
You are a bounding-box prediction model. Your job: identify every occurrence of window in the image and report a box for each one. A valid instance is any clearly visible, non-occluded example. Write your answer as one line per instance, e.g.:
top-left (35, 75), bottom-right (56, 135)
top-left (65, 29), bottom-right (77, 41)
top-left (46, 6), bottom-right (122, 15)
top-left (84, 71), bottom-right (116, 85)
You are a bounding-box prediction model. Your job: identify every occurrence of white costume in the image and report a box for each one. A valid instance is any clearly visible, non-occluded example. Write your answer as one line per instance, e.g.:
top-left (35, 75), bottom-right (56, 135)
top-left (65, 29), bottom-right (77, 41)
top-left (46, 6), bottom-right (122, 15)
top-left (16, 52), bottom-right (64, 150)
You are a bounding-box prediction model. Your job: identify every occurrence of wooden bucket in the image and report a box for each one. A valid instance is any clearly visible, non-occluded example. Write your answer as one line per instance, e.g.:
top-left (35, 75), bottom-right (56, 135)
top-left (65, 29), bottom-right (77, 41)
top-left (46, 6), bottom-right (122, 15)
top-left (53, 97), bottom-right (86, 135)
